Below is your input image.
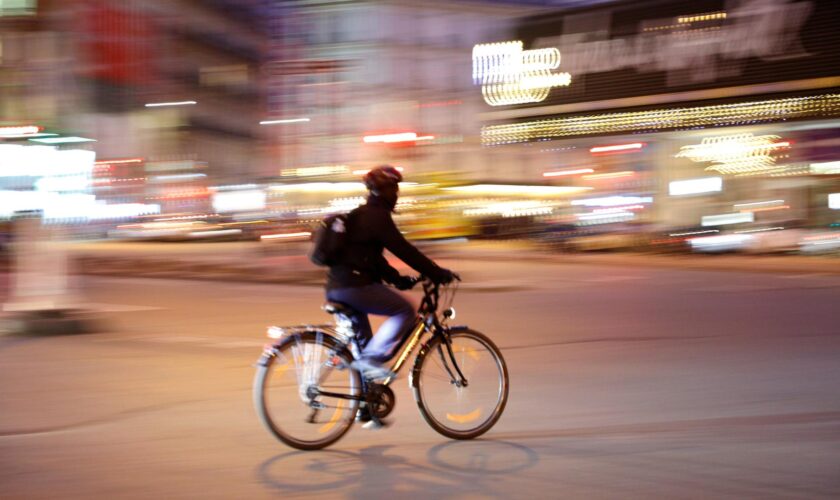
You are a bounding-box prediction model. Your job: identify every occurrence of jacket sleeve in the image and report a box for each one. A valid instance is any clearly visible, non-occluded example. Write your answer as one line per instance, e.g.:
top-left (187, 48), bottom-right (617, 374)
top-left (376, 211), bottom-right (447, 281)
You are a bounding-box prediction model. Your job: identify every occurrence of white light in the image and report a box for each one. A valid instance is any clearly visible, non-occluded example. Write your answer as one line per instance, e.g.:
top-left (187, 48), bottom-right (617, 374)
top-left (362, 133), bottom-right (434, 144)
top-left (670, 229), bottom-right (719, 237)
top-left (689, 234), bottom-right (754, 251)
top-left (669, 177), bottom-right (722, 196)
top-left (281, 165), bottom-right (348, 177)
top-left (543, 168), bottom-right (594, 177)
top-left (701, 212), bottom-right (754, 226)
top-left (28, 136), bottom-right (96, 144)
top-left (571, 196), bottom-right (652, 207)
top-left (352, 167), bottom-right (404, 176)
top-left (212, 190), bottom-right (266, 213)
top-left (145, 101), bottom-right (197, 107)
top-left (261, 232), bottom-right (312, 240)
top-left (810, 161), bottom-right (840, 175)
top-left (442, 184), bottom-right (590, 196)
top-left (0, 145), bottom-right (95, 178)
top-left (188, 229), bottom-right (242, 238)
top-left (829, 193), bottom-right (840, 210)
top-left (0, 126), bottom-right (41, 137)
top-left (149, 173), bottom-right (207, 183)
top-left (733, 200), bottom-right (785, 209)
top-left (589, 143), bottom-right (645, 154)
top-left (259, 118), bottom-right (310, 125)
top-left (735, 227), bottom-right (785, 234)
top-left (1, 133), bottom-right (58, 139)
top-left (472, 41), bottom-right (571, 106)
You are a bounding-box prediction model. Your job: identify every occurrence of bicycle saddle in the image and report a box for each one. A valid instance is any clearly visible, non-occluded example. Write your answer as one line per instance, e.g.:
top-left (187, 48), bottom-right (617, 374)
top-left (323, 301), bottom-right (358, 317)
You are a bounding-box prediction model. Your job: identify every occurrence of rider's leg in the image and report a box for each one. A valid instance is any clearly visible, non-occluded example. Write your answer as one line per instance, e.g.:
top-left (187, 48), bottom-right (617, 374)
top-left (326, 284), bottom-right (415, 373)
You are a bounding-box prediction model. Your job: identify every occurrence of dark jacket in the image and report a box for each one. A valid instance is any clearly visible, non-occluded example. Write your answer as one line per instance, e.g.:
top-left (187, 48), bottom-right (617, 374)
top-left (327, 196), bottom-right (447, 289)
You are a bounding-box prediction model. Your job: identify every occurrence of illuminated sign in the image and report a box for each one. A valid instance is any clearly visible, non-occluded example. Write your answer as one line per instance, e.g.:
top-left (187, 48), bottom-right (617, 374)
top-left (829, 193), bottom-right (840, 209)
top-left (532, 0), bottom-right (812, 86)
top-left (472, 41), bottom-right (571, 106)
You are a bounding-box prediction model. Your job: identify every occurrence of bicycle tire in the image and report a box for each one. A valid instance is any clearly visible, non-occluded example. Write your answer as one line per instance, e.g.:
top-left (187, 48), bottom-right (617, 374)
top-left (411, 328), bottom-right (509, 440)
top-left (254, 331), bottom-right (361, 450)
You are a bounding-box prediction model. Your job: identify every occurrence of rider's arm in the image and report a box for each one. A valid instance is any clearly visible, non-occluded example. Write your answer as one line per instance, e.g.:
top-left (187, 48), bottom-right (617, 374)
top-left (376, 210), bottom-right (448, 282)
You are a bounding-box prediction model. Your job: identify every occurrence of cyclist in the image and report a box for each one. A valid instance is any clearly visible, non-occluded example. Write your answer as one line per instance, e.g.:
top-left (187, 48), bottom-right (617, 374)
top-left (326, 165), bottom-right (455, 382)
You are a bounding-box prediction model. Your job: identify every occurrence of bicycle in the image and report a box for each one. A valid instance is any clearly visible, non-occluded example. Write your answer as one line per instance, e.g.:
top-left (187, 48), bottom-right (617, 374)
top-left (253, 277), bottom-right (509, 450)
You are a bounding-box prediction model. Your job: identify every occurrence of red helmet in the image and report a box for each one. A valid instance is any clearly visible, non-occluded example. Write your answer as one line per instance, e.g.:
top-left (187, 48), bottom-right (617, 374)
top-left (363, 165), bottom-right (403, 192)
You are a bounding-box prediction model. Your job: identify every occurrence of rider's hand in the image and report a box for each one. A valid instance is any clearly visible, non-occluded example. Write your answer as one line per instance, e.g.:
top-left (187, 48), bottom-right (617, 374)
top-left (393, 275), bottom-right (417, 290)
top-left (433, 268), bottom-right (457, 285)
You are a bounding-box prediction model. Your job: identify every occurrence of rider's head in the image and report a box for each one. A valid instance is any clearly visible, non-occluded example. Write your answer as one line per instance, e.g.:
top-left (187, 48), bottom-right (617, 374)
top-left (363, 165), bottom-right (402, 211)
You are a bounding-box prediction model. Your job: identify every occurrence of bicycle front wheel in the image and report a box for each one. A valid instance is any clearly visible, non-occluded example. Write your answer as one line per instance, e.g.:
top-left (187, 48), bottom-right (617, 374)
top-left (412, 328), bottom-right (508, 440)
top-left (254, 331), bottom-right (361, 450)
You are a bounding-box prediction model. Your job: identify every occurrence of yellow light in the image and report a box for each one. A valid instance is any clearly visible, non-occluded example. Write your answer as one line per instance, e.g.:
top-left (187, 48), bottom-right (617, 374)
top-left (280, 165), bottom-right (349, 177)
top-left (582, 171), bottom-right (636, 180)
top-left (481, 94), bottom-right (840, 145)
top-left (543, 168), bottom-right (594, 177)
top-left (677, 133), bottom-right (792, 176)
top-left (473, 41), bottom-right (571, 106)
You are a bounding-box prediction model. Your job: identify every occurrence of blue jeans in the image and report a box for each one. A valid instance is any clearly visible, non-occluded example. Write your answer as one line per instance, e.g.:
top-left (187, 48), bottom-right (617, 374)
top-left (326, 284), bottom-right (416, 363)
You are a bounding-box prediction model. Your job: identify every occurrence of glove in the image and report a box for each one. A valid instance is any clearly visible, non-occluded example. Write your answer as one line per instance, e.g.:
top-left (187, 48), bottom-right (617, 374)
top-left (393, 275), bottom-right (417, 290)
top-left (432, 268), bottom-right (455, 285)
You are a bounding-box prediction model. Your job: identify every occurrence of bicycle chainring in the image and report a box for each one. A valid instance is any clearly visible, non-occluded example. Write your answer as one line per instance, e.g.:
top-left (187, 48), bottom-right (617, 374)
top-left (368, 384), bottom-right (396, 419)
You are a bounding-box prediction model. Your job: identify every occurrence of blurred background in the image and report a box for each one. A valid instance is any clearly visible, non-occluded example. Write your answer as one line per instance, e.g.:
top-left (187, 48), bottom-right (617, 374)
top-left (1, 0), bottom-right (839, 257)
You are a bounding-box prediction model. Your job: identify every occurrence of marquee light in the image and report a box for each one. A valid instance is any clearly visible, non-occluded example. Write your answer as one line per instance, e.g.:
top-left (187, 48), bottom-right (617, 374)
top-left (481, 94), bottom-right (840, 145)
top-left (473, 41), bottom-right (571, 106)
top-left (676, 134), bottom-right (792, 176)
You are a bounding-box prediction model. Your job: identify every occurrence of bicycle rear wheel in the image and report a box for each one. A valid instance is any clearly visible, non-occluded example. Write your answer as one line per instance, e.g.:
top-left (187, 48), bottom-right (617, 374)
top-left (412, 328), bottom-right (508, 440)
top-left (254, 331), bottom-right (361, 450)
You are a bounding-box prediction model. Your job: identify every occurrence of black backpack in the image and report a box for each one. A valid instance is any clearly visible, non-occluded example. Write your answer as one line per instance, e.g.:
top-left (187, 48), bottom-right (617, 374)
top-left (309, 213), bottom-right (348, 266)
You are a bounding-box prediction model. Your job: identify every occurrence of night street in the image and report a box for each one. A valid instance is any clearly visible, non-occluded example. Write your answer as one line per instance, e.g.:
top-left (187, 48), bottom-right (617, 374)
top-left (2, 259), bottom-right (839, 498)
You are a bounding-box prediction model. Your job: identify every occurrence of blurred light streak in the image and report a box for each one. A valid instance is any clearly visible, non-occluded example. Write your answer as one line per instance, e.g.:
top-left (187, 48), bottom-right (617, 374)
top-left (701, 212), bottom-right (754, 226)
top-left (669, 229), bottom-right (719, 236)
top-left (188, 229), bottom-right (242, 238)
top-left (260, 118), bottom-right (310, 125)
top-left (669, 177), bottom-right (722, 196)
top-left (281, 165), bottom-right (348, 177)
top-left (260, 232), bottom-right (311, 241)
top-left (582, 171), bottom-right (635, 180)
top-left (571, 196), bottom-right (652, 207)
top-left (678, 12), bottom-right (727, 23)
top-left (472, 41), bottom-right (571, 106)
top-left (543, 168), bottom-right (594, 177)
top-left (95, 158), bottom-right (143, 165)
top-left (0, 125), bottom-right (42, 136)
top-left (829, 193), bottom-right (840, 209)
top-left (735, 227), bottom-right (785, 234)
top-left (442, 184), bottom-right (590, 196)
top-left (811, 161), bottom-right (840, 174)
top-left (481, 94), bottom-right (840, 144)
top-left (212, 190), bottom-right (266, 213)
top-left (463, 201), bottom-right (553, 218)
top-left (145, 101), bottom-right (197, 107)
top-left (593, 205), bottom-right (645, 213)
top-left (739, 205), bottom-right (790, 213)
top-left (676, 134), bottom-right (791, 176)
top-left (589, 142), bottom-right (645, 154)
top-left (689, 234), bottom-right (753, 251)
top-left (733, 200), bottom-right (785, 209)
top-left (29, 136), bottom-right (96, 144)
top-left (362, 133), bottom-right (434, 144)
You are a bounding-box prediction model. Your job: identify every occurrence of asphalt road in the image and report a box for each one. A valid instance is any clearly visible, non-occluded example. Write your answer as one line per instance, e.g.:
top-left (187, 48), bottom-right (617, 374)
top-left (1, 259), bottom-right (839, 499)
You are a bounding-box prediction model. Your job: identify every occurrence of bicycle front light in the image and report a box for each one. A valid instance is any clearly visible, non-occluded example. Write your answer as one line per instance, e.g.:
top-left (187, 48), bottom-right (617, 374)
top-left (443, 307), bottom-right (456, 320)
top-left (267, 326), bottom-right (286, 339)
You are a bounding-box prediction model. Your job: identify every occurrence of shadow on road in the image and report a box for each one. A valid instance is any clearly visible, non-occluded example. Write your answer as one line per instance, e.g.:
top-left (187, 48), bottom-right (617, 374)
top-left (256, 440), bottom-right (539, 497)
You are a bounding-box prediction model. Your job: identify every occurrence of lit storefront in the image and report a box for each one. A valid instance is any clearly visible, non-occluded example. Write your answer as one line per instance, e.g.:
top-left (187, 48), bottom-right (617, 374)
top-left (475, 0), bottom-right (840, 242)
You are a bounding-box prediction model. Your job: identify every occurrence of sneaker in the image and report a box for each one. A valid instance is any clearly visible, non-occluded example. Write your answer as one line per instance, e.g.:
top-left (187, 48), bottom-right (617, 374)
top-left (350, 358), bottom-right (396, 381)
top-left (361, 418), bottom-right (389, 430)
